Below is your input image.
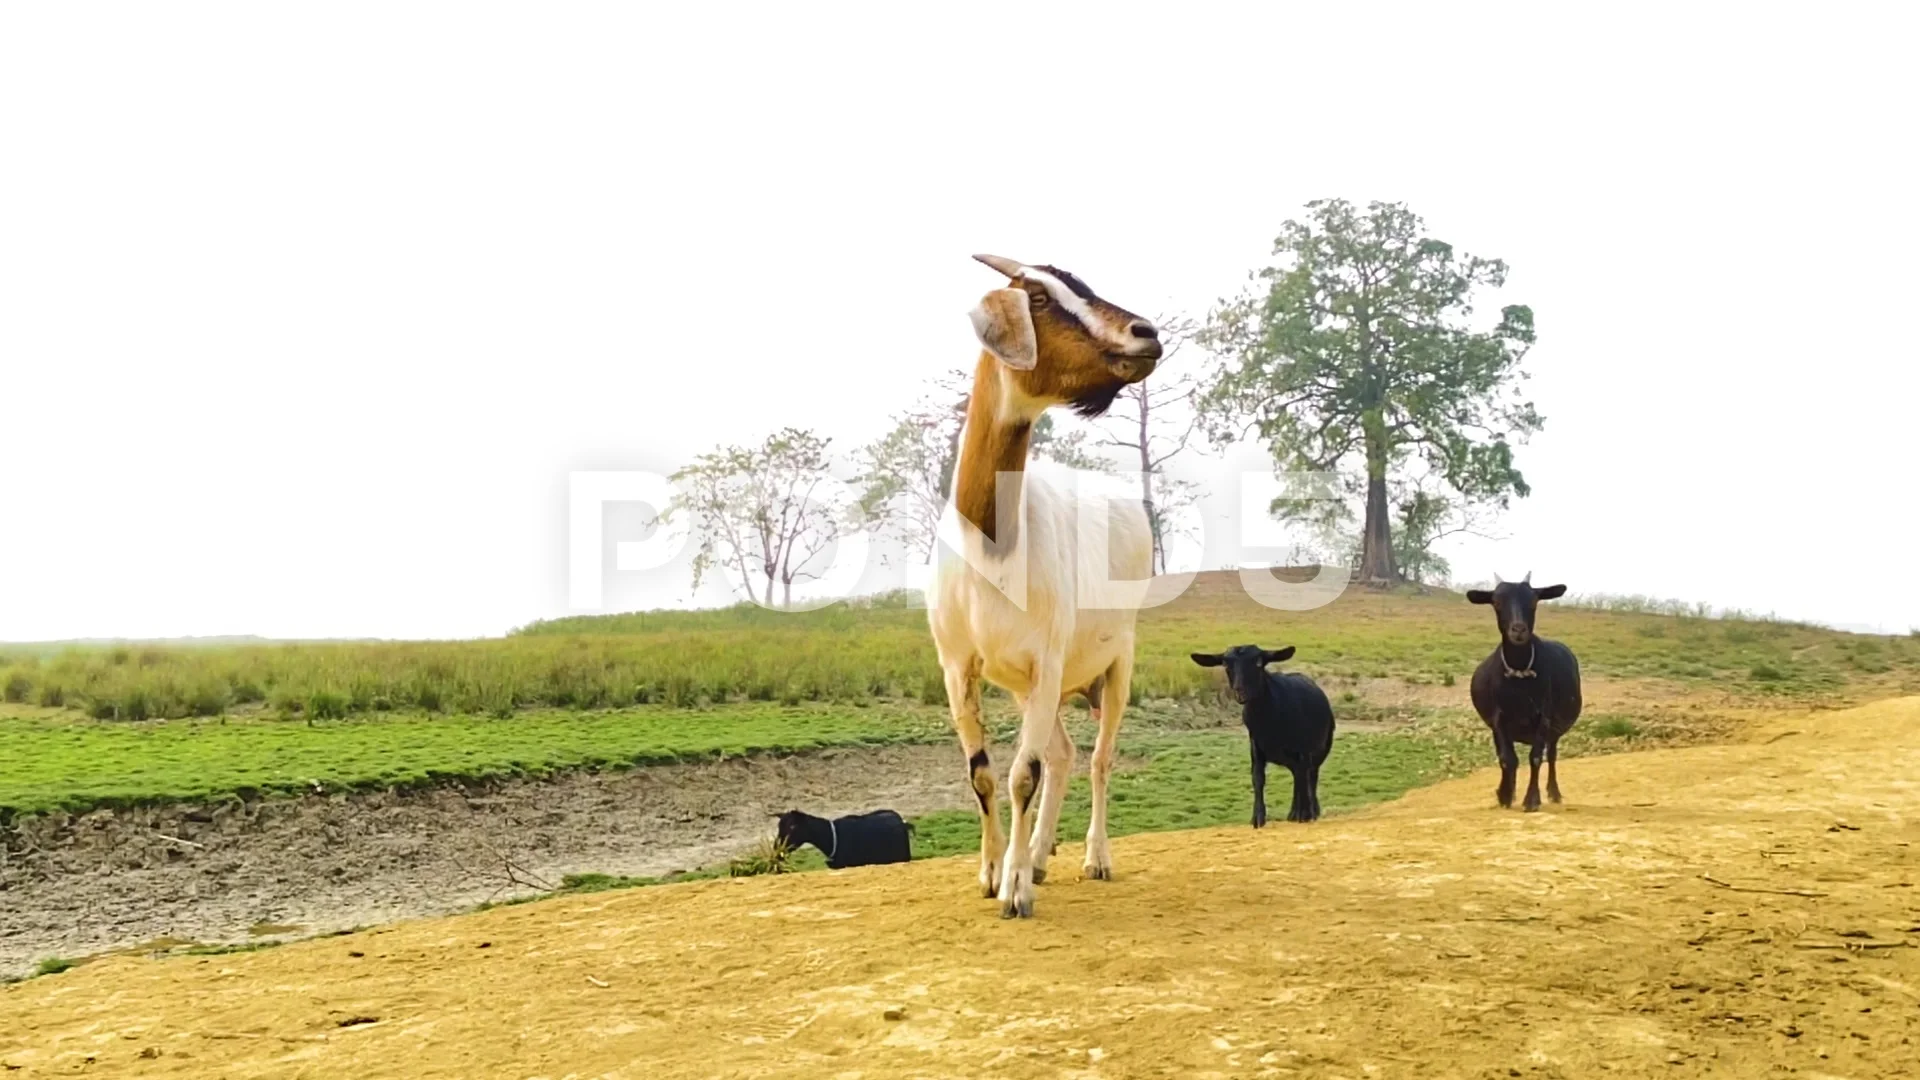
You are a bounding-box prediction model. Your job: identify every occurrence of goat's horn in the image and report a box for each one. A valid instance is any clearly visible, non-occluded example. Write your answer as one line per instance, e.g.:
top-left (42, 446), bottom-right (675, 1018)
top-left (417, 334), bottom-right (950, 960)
top-left (1493, 571), bottom-right (1504, 584)
top-left (1523, 570), bottom-right (1532, 584)
top-left (972, 254), bottom-right (1027, 279)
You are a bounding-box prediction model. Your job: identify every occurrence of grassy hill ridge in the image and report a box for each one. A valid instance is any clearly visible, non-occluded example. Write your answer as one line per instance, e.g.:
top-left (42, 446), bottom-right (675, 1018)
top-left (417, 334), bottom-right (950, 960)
top-left (4, 575), bottom-right (1915, 724)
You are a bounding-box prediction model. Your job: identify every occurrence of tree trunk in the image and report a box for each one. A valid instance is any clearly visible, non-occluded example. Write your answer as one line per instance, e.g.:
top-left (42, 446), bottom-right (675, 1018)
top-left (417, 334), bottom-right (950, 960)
top-left (1358, 417), bottom-right (1398, 585)
top-left (1359, 473), bottom-right (1397, 584)
top-left (1137, 390), bottom-right (1162, 575)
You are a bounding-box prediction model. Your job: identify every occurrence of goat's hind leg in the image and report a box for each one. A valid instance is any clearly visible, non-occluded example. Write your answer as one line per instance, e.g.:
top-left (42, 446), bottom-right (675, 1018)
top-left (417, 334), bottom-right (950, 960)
top-left (1084, 655), bottom-right (1131, 881)
top-left (1282, 764), bottom-right (1306, 822)
top-left (944, 660), bottom-right (1003, 898)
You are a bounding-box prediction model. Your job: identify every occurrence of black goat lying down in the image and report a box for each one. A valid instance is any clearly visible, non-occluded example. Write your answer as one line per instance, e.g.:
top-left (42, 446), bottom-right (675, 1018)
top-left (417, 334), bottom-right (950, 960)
top-left (774, 809), bottom-right (912, 869)
top-left (1467, 574), bottom-right (1583, 811)
top-left (1190, 645), bottom-right (1335, 827)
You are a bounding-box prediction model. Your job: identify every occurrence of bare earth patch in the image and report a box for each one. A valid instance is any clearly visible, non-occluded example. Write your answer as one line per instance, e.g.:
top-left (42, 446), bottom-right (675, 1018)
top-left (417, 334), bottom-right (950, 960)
top-left (0, 743), bottom-right (996, 978)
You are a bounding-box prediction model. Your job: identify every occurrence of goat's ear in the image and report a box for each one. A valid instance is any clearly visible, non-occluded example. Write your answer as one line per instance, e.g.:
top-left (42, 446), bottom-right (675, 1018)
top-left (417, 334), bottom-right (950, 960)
top-left (1535, 584), bottom-right (1567, 601)
top-left (1261, 646), bottom-right (1296, 665)
top-left (1189, 652), bottom-right (1224, 667)
top-left (968, 288), bottom-right (1038, 370)
top-left (1465, 589), bottom-right (1494, 605)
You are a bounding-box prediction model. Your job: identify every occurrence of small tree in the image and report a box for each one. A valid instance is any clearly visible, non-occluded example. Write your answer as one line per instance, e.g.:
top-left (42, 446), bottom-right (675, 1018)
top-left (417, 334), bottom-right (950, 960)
top-left (854, 369), bottom-right (971, 562)
top-left (671, 427), bottom-right (848, 608)
top-left (1204, 199), bottom-right (1541, 584)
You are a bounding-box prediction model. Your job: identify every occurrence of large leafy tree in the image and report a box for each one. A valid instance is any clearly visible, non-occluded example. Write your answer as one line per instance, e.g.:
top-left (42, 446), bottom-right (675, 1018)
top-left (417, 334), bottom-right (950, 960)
top-left (1203, 199), bottom-right (1541, 584)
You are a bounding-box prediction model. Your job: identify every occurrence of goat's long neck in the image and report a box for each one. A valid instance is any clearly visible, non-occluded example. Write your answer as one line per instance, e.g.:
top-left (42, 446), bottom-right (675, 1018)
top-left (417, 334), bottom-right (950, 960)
top-left (952, 352), bottom-right (1035, 549)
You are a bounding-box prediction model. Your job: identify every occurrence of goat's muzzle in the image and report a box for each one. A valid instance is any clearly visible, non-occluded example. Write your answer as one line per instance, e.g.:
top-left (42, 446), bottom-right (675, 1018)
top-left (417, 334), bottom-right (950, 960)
top-left (1108, 351), bottom-right (1159, 383)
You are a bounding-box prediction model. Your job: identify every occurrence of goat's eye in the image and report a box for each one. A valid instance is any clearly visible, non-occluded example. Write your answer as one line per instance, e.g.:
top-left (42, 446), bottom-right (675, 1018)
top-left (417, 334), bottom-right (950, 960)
top-left (1025, 288), bottom-right (1050, 309)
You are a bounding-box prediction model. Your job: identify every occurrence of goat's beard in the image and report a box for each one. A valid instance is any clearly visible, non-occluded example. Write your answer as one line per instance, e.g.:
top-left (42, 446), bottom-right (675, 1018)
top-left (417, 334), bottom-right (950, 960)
top-left (1069, 383), bottom-right (1124, 419)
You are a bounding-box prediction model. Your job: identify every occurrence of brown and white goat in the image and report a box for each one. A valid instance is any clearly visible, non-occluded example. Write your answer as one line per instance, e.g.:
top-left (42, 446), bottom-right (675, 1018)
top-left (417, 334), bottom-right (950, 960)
top-left (928, 254), bottom-right (1161, 918)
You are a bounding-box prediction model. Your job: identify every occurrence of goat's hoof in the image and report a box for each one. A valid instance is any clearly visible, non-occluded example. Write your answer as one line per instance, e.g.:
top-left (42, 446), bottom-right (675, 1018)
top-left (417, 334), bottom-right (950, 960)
top-left (1522, 800), bottom-right (1541, 813)
top-left (1083, 862), bottom-right (1111, 881)
top-left (998, 877), bottom-right (1035, 918)
top-left (1030, 866), bottom-right (1048, 885)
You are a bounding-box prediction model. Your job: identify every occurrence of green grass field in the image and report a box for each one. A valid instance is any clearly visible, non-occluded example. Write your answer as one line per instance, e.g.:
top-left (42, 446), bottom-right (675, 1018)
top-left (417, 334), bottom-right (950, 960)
top-left (4, 577), bottom-right (1917, 819)
top-left (901, 724), bottom-right (1482, 860)
top-left (0, 702), bottom-right (947, 816)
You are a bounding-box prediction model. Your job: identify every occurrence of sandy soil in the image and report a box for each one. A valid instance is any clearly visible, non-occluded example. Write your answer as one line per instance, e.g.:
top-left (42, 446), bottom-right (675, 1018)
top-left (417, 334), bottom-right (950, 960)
top-left (4, 698), bottom-right (1915, 1078)
top-left (0, 743), bottom-right (989, 979)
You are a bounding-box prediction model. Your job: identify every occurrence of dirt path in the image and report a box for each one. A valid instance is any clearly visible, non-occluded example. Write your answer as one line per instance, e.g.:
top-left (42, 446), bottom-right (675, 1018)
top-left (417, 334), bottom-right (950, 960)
top-left (0, 743), bottom-right (985, 979)
top-left (4, 699), bottom-right (1916, 1077)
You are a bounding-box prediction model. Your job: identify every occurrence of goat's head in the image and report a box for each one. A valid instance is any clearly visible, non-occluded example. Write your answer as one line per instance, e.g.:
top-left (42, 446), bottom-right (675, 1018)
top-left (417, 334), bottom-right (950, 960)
top-left (968, 254), bottom-right (1161, 419)
top-left (1465, 573), bottom-right (1567, 647)
top-left (1191, 644), bottom-right (1296, 705)
top-left (771, 810), bottom-right (814, 851)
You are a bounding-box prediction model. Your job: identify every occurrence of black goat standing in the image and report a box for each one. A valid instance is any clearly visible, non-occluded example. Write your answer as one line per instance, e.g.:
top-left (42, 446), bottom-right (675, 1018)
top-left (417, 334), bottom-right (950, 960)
top-left (1190, 645), bottom-right (1335, 826)
top-left (1467, 575), bottom-right (1583, 811)
top-left (774, 809), bottom-right (912, 869)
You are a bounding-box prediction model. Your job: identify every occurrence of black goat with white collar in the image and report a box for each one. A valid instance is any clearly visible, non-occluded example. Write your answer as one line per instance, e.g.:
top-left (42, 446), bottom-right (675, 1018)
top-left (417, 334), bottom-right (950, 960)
top-left (774, 809), bottom-right (912, 869)
top-left (1467, 576), bottom-right (1583, 811)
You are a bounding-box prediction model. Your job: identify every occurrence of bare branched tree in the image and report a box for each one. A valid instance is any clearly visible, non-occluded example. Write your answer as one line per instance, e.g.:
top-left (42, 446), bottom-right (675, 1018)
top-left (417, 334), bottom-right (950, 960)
top-left (1078, 314), bottom-right (1205, 574)
top-left (671, 428), bottom-right (848, 607)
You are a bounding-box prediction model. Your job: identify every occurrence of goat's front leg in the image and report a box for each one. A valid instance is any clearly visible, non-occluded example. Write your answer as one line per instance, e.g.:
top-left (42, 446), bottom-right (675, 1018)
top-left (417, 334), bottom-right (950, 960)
top-left (944, 660), bottom-right (1002, 898)
top-left (1084, 654), bottom-right (1131, 881)
top-left (1546, 735), bottom-right (1563, 804)
top-left (1523, 738), bottom-right (1545, 812)
top-left (1305, 761), bottom-right (1323, 822)
top-left (1250, 746), bottom-right (1268, 828)
top-left (1027, 710), bottom-right (1074, 884)
top-left (1493, 728), bottom-right (1519, 809)
top-left (1000, 666), bottom-right (1061, 919)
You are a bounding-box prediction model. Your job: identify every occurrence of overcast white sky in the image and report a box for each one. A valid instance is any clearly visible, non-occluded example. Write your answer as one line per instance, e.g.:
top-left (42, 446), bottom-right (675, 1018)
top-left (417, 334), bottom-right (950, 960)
top-left (3, 3), bottom-right (1915, 640)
